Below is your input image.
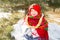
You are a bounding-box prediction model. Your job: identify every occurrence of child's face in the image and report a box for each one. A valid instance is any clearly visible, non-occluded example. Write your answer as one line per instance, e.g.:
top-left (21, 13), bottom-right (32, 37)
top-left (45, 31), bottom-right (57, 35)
top-left (30, 9), bottom-right (38, 17)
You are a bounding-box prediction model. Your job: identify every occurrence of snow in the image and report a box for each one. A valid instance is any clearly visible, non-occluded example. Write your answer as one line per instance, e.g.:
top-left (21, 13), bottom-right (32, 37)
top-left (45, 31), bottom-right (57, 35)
top-left (0, 10), bottom-right (25, 19)
top-left (11, 18), bottom-right (60, 40)
top-left (0, 11), bottom-right (60, 40)
top-left (18, 10), bottom-right (25, 14)
top-left (0, 12), bottom-right (12, 19)
top-left (48, 23), bottom-right (60, 40)
top-left (10, 10), bottom-right (60, 40)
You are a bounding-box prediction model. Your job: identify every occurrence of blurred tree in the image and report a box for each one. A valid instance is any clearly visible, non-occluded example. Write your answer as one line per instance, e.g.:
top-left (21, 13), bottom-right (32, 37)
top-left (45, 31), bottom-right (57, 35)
top-left (0, 0), bottom-right (48, 13)
top-left (47, 0), bottom-right (60, 12)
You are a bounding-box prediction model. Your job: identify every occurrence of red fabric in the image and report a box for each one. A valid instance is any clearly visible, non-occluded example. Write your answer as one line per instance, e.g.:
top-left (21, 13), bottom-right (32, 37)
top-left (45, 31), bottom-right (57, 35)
top-left (27, 4), bottom-right (49, 40)
top-left (28, 16), bottom-right (49, 40)
top-left (28, 17), bottom-right (39, 26)
top-left (36, 17), bottom-right (49, 40)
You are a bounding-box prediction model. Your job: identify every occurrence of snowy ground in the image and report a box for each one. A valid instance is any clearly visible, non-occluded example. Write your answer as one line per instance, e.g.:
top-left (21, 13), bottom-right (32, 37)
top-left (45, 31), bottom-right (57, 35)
top-left (48, 23), bottom-right (60, 40)
top-left (0, 10), bottom-right (60, 40)
top-left (0, 12), bottom-right (12, 19)
top-left (11, 19), bottom-right (60, 40)
top-left (45, 11), bottom-right (60, 40)
top-left (0, 10), bottom-right (25, 19)
top-left (11, 11), bottom-right (60, 40)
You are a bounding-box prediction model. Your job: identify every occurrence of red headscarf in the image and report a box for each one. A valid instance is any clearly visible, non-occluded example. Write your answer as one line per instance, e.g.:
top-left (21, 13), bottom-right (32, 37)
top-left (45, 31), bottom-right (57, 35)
top-left (27, 4), bottom-right (42, 26)
top-left (28, 4), bottom-right (42, 17)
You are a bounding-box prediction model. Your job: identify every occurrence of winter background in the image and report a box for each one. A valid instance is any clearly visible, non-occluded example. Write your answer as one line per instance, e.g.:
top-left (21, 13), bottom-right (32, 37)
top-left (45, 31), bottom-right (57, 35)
top-left (0, 0), bottom-right (60, 40)
top-left (0, 9), bottom-right (60, 40)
